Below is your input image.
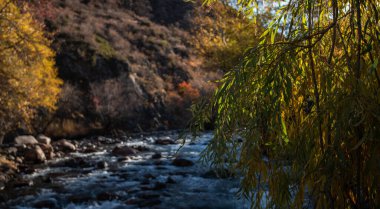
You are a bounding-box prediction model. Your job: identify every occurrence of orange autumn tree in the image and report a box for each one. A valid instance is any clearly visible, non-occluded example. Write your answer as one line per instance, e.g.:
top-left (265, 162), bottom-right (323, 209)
top-left (0, 0), bottom-right (62, 137)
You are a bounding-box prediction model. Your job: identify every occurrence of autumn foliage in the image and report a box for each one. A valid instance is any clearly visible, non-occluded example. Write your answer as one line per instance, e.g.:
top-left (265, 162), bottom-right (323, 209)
top-left (193, 1), bottom-right (266, 71)
top-left (178, 81), bottom-right (200, 101)
top-left (0, 0), bottom-right (62, 136)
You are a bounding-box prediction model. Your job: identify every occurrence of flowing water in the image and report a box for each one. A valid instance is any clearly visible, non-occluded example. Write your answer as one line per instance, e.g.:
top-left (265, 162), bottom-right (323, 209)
top-left (1, 132), bottom-right (250, 209)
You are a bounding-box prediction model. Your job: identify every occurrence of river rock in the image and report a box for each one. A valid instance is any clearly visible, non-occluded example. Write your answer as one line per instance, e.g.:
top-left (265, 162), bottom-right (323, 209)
top-left (15, 157), bottom-right (23, 164)
top-left (68, 194), bottom-right (93, 203)
top-left (96, 192), bottom-right (119, 201)
top-left (38, 143), bottom-right (55, 160)
top-left (125, 198), bottom-right (140, 205)
top-left (36, 134), bottom-right (51, 145)
top-left (82, 144), bottom-right (98, 153)
top-left (166, 176), bottom-right (176, 184)
top-left (6, 147), bottom-right (18, 156)
top-left (53, 139), bottom-right (76, 152)
top-left (32, 198), bottom-right (58, 208)
top-left (14, 135), bottom-right (38, 145)
top-left (96, 161), bottom-right (108, 169)
top-left (153, 182), bottom-right (167, 190)
top-left (172, 158), bottom-right (194, 167)
top-left (112, 146), bottom-right (138, 156)
top-left (18, 164), bottom-right (35, 174)
top-left (137, 197), bottom-right (162, 207)
top-left (24, 145), bottom-right (46, 163)
top-left (136, 192), bottom-right (160, 199)
top-left (63, 157), bottom-right (91, 168)
top-left (155, 137), bottom-right (176, 145)
top-left (152, 153), bottom-right (162, 159)
top-left (12, 179), bottom-right (33, 188)
top-left (132, 145), bottom-right (150, 152)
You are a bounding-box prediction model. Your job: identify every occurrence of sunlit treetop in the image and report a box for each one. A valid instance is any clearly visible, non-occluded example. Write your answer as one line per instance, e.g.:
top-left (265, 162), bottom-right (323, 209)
top-left (0, 0), bottom-right (62, 133)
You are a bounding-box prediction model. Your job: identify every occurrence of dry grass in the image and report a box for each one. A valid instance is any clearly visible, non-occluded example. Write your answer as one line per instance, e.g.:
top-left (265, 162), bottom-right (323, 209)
top-left (0, 156), bottom-right (18, 171)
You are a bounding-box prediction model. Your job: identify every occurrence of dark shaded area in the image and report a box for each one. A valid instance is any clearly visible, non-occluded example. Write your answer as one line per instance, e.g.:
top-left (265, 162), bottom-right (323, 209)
top-left (121, 0), bottom-right (193, 29)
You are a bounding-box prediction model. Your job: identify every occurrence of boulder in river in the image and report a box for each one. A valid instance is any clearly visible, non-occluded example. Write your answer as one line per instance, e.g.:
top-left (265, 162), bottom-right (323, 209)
top-left (155, 137), bottom-right (176, 145)
top-left (32, 198), bottom-right (58, 208)
top-left (96, 192), bottom-right (119, 201)
top-left (151, 153), bottom-right (162, 159)
top-left (112, 146), bottom-right (138, 156)
top-left (11, 178), bottom-right (33, 188)
top-left (14, 135), bottom-right (38, 145)
top-left (38, 143), bottom-right (55, 160)
top-left (5, 147), bottom-right (18, 156)
top-left (36, 134), bottom-right (51, 145)
top-left (172, 158), bottom-right (194, 167)
top-left (53, 139), bottom-right (76, 152)
top-left (24, 145), bottom-right (46, 163)
top-left (96, 161), bottom-right (108, 169)
top-left (166, 176), bottom-right (176, 184)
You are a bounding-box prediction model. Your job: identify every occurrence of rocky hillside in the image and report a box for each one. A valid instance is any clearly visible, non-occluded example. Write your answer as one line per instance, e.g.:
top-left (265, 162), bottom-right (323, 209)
top-left (41, 0), bottom-right (221, 137)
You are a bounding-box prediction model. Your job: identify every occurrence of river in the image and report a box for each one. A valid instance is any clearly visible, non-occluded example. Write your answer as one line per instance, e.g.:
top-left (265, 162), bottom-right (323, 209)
top-left (1, 132), bottom-right (250, 209)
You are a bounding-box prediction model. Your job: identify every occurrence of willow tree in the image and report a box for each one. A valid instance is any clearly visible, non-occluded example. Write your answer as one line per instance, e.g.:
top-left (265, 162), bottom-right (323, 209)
top-left (192, 0), bottom-right (380, 208)
top-left (0, 0), bottom-right (62, 136)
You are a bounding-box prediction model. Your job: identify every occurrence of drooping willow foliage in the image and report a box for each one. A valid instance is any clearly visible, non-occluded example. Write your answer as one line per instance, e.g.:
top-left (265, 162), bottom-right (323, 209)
top-left (192, 0), bottom-right (380, 208)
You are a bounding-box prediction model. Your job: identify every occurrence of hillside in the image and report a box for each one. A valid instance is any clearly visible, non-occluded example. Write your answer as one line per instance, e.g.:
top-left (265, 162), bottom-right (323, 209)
top-left (41, 0), bottom-right (221, 137)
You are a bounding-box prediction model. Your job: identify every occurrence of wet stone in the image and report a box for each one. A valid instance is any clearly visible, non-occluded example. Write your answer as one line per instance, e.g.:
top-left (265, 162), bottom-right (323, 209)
top-left (82, 147), bottom-right (98, 153)
top-left (117, 157), bottom-right (128, 162)
top-left (12, 179), bottom-right (33, 188)
top-left (53, 139), bottom-right (76, 152)
top-left (132, 145), bottom-right (150, 152)
top-left (125, 197), bottom-right (140, 205)
top-left (166, 176), bottom-right (176, 184)
top-left (138, 198), bottom-right (162, 207)
top-left (137, 192), bottom-right (160, 199)
top-left (155, 137), bottom-right (176, 145)
top-left (24, 145), bottom-right (46, 163)
top-left (126, 188), bottom-right (140, 194)
top-left (116, 173), bottom-right (129, 180)
top-left (96, 192), bottom-right (119, 201)
top-left (19, 165), bottom-right (36, 174)
top-left (63, 157), bottom-right (91, 168)
top-left (172, 158), bottom-right (194, 167)
top-left (202, 169), bottom-right (234, 179)
top-left (68, 194), bottom-right (93, 203)
top-left (32, 198), bottom-right (58, 208)
top-left (41, 176), bottom-right (53, 184)
top-left (14, 135), bottom-right (38, 145)
top-left (6, 147), bottom-right (18, 155)
top-left (153, 182), bottom-right (167, 190)
top-left (152, 152), bottom-right (162, 159)
top-left (112, 146), bottom-right (138, 156)
top-left (36, 134), bottom-right (51, 145)
top-left (96, 161), bottom-right (108, 169)
top-left (143, 173), bottom-right (155, 179)
top-left (140, 179), bottom-right (150, 185)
